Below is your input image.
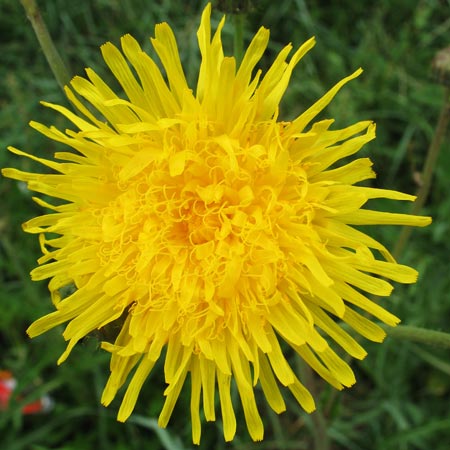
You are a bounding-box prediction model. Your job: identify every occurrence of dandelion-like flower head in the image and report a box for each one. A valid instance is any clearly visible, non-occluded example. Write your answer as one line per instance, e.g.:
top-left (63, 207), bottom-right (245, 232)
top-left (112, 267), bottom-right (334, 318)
top-left (3, 4), bottom-right (431, 443)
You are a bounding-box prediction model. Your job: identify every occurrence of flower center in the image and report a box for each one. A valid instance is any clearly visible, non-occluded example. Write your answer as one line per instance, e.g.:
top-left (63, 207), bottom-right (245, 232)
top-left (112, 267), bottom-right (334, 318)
top-left (180, 199), bottom-right (221, 245)
top-left (96, 123), bottom-right (304, 321)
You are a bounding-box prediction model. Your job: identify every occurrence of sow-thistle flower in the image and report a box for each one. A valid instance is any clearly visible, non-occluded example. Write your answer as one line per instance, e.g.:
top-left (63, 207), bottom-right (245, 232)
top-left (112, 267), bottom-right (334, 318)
top-left (3, 3), bottom-right (431, 443)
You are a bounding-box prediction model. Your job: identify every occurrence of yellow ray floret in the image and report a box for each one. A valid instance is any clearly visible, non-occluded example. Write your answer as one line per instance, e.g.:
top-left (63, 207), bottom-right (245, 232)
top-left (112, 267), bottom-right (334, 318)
top-left (2, 2), bottom-right (431, 444)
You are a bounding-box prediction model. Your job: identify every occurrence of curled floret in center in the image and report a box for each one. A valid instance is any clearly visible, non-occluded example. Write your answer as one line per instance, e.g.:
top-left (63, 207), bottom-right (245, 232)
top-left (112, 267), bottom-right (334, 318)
top-left (96, 121), bottom-right (300, 345)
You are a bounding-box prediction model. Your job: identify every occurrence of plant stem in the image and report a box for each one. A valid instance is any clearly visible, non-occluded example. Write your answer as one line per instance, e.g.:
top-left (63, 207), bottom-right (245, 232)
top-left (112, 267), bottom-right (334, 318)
top-left (393, 87), bottom-right (450, 259)
top-left (382, 324), bottom-right (450, 349)
top-left (233, 12), bottom-right (245, 66)
top-left (299, 362), bottom-right (330, 450)
top-left (21, 0), bottom-right (71, 91)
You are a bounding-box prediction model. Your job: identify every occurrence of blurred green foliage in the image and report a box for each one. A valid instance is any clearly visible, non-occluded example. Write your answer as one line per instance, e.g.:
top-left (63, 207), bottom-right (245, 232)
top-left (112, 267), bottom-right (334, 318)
top-left (1, 0), bottom-right (449, 449)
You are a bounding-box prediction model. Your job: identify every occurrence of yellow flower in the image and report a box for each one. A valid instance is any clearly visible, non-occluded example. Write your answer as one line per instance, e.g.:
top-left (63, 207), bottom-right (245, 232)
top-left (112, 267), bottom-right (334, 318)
top-left (3, 3), bottom-right (431, 443)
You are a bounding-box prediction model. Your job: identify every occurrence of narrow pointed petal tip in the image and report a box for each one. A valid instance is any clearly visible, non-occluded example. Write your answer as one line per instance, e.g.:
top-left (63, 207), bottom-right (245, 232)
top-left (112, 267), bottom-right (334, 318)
top-left (3, 1), bottom-right (432, 445)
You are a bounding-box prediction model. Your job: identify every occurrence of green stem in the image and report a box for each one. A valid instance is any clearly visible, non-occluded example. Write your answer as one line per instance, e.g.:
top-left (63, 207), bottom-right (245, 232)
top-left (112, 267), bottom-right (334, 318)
top-left (233, 12), bottom-right (245, 66)
top-left (393, 87), bottom-right (450, 259)
top-left (383, 324), bottom-right (450, 349)
top-left (310, 407), bottom-right (330, 450)
top-left (21, 0), bottom-right (71, 91)
top-left (299, 361), bottom-right (330, 450)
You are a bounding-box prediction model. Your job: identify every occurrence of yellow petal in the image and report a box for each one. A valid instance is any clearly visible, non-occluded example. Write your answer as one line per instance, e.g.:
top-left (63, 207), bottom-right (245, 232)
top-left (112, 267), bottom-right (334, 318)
top-left (217, 370), bottom-right (236, 442)
top-left (200, 356), bottom-right (216, 421)
top-left (291, 68), bottom-right (363, 133)
top-left (287, 376), bottom-right (315, 413)
top-left (190, 358), bottom-right (202, 444)
top-left (117, 357), bottom-right (156, 421)
top-left (258, 351), bottom-right (286, 413)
